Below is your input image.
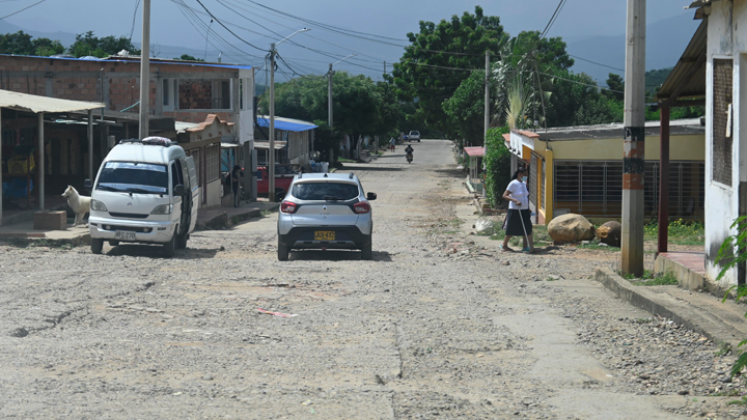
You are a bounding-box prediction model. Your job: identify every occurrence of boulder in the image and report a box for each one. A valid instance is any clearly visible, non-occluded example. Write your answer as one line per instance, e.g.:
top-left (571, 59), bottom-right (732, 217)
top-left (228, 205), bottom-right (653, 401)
top-left (548, 213), bottom-right (595, 244)
top-left (596, 221), bottom-right (622, 247)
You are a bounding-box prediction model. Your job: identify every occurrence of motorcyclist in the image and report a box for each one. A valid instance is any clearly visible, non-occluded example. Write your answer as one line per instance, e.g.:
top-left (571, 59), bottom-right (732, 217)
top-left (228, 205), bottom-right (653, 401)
top-left (405, 144), bottom-right (414, 161)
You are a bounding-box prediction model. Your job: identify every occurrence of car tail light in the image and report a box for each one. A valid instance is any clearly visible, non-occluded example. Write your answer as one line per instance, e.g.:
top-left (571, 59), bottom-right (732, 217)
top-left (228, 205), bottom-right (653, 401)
top-left (354, 202), bottom-right (370, 214)
top-left (280, 201), bottom-right (298, 214)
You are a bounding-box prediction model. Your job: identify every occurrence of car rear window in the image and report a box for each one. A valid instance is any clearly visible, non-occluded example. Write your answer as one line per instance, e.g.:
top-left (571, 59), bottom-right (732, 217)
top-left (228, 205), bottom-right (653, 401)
top-left (292, 182), bottom-right (359, 201)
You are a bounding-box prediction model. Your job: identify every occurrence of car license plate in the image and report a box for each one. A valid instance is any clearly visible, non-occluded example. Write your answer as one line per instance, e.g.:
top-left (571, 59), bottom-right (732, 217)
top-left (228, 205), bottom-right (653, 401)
top-left (314, 231), bottom-right (335, 241)
top-left (115, 230), bottom-right (136, 241)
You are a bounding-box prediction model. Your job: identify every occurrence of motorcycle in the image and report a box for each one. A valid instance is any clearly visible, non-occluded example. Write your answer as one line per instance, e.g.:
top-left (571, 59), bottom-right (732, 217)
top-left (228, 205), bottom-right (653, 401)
top-left (406, 152), bottom-right (413, 164)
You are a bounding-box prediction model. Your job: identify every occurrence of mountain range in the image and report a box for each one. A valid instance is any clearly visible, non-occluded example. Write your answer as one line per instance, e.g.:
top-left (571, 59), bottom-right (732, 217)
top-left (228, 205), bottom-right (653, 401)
top-left (1, 11), bottom-right (702, 88)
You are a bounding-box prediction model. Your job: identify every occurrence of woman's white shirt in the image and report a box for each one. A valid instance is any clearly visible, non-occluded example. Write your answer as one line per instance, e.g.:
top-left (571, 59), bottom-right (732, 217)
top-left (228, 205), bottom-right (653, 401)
top-left (506, 179), bottom-right (529, 210)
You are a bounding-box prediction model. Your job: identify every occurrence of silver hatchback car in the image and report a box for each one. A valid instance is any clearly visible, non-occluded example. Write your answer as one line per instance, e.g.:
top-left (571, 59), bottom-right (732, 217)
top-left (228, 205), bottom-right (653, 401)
top-left (277, 172), bottom-right (377, 261)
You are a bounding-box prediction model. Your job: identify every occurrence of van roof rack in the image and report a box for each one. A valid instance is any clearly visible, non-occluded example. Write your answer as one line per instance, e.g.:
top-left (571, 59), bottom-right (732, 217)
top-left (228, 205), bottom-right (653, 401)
top-left (349, 172), bottom-right (354, 179)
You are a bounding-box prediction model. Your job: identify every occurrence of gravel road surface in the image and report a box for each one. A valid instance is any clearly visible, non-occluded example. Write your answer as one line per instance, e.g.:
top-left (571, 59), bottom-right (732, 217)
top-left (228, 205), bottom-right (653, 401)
top-left (0, 140), bottom-right (743, 419)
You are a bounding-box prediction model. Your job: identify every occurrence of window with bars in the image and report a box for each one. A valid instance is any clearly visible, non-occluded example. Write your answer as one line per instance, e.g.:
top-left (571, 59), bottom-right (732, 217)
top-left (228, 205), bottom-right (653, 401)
top-left (528, 155), bottom-right (537, 207)
top-left (541, 159), bottom-right (546, 210)
top-left (554, 160), bottom-right (704, 218)
top-left (205, 144), bottom-right (220, 182)
top-left (713, 59), bottom-right (733, 186)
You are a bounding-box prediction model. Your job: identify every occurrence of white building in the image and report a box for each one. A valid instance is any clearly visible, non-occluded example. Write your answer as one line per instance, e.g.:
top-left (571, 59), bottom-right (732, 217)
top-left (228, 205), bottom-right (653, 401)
top-left (678, 0), bottom-right (747, 288)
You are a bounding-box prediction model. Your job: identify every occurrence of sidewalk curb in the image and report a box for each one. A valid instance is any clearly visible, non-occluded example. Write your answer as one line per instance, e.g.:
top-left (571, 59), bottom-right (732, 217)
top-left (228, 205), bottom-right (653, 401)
top-left (197, 203), bottom-right (279, 230)
top-left (594, 268), bottom-right (743, 349)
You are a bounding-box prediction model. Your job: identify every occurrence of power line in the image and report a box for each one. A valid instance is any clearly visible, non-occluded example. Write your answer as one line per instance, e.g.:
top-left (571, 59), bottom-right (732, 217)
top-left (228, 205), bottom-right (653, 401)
top-left (0, 0), bottom-right (48, 20)
top-left (568, 54), bottom-right (624, 72)
top-left (195, 0), bottom-right (266, 52)
top-left (128, 0), bottom-right (141, 41)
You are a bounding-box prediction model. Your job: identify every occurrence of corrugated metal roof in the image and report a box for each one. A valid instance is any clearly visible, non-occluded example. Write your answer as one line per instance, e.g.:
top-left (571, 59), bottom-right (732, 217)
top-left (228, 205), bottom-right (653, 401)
top-left (0, 90), bottom-right (105, 113)
top-left (655, 19), bottom-right (706, 105)
top-left (0, 54), bottom-right (253, 70)
top-left (464, 147), bottom-right (485, 157)
top-left (537, 118), bottom-right (704, 141)
top-left (256, 116), bottom-right (318, 132)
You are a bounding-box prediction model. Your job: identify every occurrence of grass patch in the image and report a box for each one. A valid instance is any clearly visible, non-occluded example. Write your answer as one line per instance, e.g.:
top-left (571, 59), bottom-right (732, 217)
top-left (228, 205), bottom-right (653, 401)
top-left (644, 219), bottom-right (704, 246)
top-left (620, 269), bottom-right (679, 286)
top-left (337, 157), bottom-right (355, 163)
top-left (633, 317), bottom-right (653, 324)
top-left (727, 396), bottom-right (747, 406)
top-left (715, 341), bottom-right (733, 357)
top-left (578, 243), bottom-right (620, 252)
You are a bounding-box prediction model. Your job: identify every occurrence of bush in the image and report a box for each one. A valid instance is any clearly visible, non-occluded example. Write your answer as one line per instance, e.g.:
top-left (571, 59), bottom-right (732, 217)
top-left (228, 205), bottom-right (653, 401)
top-left (484, 126), bottom-right (511, 208)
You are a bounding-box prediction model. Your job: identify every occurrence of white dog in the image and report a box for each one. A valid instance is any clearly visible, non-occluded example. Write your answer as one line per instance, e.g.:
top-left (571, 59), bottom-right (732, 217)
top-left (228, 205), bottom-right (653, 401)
top-left (61, 186), bottom-right (91, 227)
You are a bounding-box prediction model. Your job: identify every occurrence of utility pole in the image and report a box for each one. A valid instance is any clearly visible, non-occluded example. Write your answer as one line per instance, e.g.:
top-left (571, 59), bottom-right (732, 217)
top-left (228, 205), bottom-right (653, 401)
top-left (483, 51), bottom-right (490, 198)
top-left (621, 0), bottom-right (646, 276)
top-left (269, 43), bottom-right (276, 202)
top-left (328, 63), bottom-right (333, 128)
top-left (138, 0), bottom-right (151, 139)
top-left (268, 28), bottom-right (310, 201)
top-left (384, 61), bottom-right (386, 76)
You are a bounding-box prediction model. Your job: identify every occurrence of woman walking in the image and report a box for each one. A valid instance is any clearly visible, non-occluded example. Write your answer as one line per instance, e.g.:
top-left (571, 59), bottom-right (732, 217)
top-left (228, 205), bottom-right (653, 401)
top-left (501, 167), bottom-right (535, 253)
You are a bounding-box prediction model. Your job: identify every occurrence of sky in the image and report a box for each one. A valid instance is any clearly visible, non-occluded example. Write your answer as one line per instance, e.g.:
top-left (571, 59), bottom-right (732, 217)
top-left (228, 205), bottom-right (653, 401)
top-left (2, 0), bottom-right (696, 83)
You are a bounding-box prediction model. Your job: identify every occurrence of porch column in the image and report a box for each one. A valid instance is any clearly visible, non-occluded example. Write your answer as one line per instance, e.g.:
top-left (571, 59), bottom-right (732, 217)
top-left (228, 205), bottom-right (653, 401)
top-left (88, 110), bottom-right (94, 182)
top-left (0, 107), bottom-right (3, 224)
top-left (38, 113), bottom-right (45, 210)
top-left (657, 106), bottom-right (670, 253)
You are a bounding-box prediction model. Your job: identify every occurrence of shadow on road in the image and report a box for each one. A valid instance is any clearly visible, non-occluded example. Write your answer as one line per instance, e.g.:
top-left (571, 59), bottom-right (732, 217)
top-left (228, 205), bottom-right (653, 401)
top-left (288, 250), bottom-right (393, 262)
top-left (339, 164), bottom-right (404, 172)
top-left (433, 167), bottom-right (466, 178)
top-left (105, 244), bottom-right (220, 259)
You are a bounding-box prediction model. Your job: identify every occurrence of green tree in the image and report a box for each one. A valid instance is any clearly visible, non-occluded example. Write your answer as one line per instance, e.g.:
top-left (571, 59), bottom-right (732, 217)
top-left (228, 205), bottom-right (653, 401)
top-left (442, 70), bottom-right (486, 145)
top-left (0, 31), bottom-right (34, 55)
top-left (68, 31), bottom-right (140, 58)
top-left (603, 73), bottom-right (625, 101)
top-left (176, 54), bottom-right (204, 62)
top-left (484, 126), bottom-right (512, 208)
top-left (32, 37), bottom-right (64, 57)
top-left (391, 6), bottom-right (506, 136)
top-left (258, 72), bottom-right (393, 155)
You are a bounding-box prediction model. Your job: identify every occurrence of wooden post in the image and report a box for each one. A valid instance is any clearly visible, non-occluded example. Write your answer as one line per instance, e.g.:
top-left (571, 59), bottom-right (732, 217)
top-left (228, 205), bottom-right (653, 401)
top-left (38, 113), bottom-right (45, 210)
top-left (658, 106), bottom-right (670, 254)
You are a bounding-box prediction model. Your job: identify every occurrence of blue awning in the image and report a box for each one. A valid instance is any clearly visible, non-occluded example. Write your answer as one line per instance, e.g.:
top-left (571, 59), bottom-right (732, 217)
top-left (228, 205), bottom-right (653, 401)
top-left (257, 116), bottom-right (317, 132)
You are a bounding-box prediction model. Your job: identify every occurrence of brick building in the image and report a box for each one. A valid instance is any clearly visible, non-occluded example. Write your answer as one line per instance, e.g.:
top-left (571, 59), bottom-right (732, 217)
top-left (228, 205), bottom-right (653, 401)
top-left (0, 54), bottom-right (254, 138)
top-left (0, 54), bottom-right (256, 208)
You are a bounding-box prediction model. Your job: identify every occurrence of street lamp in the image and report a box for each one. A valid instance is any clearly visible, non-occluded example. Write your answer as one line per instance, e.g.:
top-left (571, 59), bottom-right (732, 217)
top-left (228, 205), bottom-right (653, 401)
top-left (327, 54), bottom-right (356, 128)
top-left (268, 28), bottom-right (310, 202)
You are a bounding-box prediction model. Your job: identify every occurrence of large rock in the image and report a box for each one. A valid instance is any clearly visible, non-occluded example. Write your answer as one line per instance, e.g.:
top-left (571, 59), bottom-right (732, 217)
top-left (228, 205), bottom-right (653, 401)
top-left (548, 213), bottom-right (595, 244)
top-left (596, 221), bottom-right (622, 247)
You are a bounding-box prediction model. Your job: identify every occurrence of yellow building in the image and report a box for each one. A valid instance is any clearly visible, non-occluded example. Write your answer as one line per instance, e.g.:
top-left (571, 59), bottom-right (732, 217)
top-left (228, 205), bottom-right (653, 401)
top-left (506, 118), bottom-right (705, 224)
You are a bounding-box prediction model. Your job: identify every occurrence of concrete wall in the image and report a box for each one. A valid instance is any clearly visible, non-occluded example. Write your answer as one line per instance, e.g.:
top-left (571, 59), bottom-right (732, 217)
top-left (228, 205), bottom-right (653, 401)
top-left (704, 0), bottom-right (746, 287)
top-left (549, 134), bottom-right (704, 161)
top-left (206, 178), bottom-right (221, 208)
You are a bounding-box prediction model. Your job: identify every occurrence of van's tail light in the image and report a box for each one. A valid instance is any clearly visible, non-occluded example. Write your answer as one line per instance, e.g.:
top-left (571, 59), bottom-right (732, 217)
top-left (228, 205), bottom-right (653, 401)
top-left (280, 201), bottom-right (298, 214)
top-left (354, 202), bottom-right (370, 214)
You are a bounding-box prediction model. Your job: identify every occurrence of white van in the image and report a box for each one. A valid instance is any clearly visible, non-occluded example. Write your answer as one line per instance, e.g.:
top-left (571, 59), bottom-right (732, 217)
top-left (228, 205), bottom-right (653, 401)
top-left (87, 137), bottom-right (199, 257)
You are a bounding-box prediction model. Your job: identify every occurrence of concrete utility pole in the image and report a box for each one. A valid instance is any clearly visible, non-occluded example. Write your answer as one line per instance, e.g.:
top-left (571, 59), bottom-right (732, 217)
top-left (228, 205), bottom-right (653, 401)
top-left (138, 0), bottom-right (151, 139)
top-left (483, 51), bottom-right (490, 198)
top-left (621, 0), bottom-right (646, 276)
top-left (327, 54), bottom-right (356, 163)
top-left (658, 106), bottom-right (670, 253)
top-left (328, 63), bottom-right (333, 128)
top-left (484, 51), bottom-right (490, 141)
top-left (269, 28), bottom-right (310, 202)
top-left (384, 61), bottom-right (386, 76)
top-left (269, 43), bottom-right (276, 202)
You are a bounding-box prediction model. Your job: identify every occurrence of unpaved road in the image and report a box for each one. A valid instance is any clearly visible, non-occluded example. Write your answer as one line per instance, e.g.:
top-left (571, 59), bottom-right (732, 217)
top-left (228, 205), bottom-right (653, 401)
top-left (0, 140), bottom-right (744, 419)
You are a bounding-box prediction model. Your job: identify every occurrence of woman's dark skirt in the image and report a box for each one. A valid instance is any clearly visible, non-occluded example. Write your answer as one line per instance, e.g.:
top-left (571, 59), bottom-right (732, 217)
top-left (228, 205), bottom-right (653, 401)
top-left (504, 209), bottom-right (532, 236)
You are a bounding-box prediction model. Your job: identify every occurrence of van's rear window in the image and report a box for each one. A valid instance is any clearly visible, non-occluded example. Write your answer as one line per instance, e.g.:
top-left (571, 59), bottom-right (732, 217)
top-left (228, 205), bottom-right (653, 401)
top-left (97, 162), bottom-right (168, 194)
top-left (292, 182), bottom-right (359, 201)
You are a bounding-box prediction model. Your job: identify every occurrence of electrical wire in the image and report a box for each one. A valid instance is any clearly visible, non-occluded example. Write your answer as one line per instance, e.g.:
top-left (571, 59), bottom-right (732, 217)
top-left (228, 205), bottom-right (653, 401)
top-left (0, 0), bottom-right (48, 20)
top-left (195, 0), bottom-right (267, 52)
top-left (568, 54), bottom-right (624, 72)
top-left (128, 0), bottom-right (141, 41)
